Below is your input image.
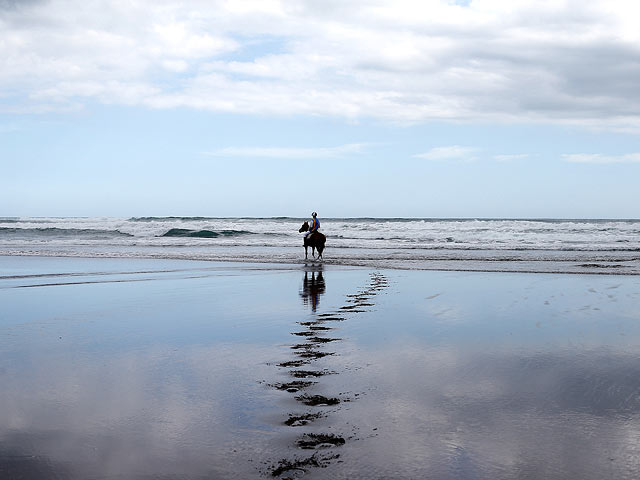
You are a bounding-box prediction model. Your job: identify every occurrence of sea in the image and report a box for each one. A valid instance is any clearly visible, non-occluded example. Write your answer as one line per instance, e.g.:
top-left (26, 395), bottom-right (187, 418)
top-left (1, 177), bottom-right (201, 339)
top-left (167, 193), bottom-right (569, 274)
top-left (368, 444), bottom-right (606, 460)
top-left (1, 216), bottom-right (639, 274)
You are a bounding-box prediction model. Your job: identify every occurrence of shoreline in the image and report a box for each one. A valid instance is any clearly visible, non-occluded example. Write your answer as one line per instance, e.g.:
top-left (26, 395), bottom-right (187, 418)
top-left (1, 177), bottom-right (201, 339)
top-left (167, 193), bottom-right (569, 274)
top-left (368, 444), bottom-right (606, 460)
top-left (1, 252), bottom-right (639, 276)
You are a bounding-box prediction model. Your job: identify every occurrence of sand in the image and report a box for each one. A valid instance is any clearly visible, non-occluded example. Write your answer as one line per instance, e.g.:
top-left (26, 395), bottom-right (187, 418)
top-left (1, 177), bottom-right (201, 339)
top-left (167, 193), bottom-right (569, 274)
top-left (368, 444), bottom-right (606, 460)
top-left (1, 256), bottom-right (640, 479)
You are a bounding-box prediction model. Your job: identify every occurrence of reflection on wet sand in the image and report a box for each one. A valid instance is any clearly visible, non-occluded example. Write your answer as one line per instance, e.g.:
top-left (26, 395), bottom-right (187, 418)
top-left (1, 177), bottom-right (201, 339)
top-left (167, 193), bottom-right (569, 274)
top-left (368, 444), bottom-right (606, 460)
top-left (299, 268), bottom-right (326, 312)
top-left (266, 270), bottom-right (389, 478)
top-left (4, 259), bottom-right (640, 479)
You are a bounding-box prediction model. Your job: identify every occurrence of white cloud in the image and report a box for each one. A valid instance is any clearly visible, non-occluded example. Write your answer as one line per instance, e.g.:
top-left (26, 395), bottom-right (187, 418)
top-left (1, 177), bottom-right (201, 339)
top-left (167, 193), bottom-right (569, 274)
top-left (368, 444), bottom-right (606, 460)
top-left (413, 145), bottom-right (478, 161)
top-left (204, 143), bottom-right (367, 159)
top-left (2, 0), bottom-right (640, 128)
top-left (562, 153), bottom-right (640, 164)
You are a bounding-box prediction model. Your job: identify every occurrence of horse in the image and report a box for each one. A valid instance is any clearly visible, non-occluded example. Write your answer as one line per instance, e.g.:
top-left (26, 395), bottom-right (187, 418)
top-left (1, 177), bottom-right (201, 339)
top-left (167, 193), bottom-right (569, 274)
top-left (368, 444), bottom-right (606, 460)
top-left (299, 221), bottom-right (326, 260)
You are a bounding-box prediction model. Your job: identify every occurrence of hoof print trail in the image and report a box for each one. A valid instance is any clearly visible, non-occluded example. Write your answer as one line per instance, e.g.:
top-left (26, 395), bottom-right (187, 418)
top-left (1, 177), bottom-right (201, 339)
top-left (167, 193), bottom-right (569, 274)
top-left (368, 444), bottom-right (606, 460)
top-left (265, 271), bottom-right (388, 476)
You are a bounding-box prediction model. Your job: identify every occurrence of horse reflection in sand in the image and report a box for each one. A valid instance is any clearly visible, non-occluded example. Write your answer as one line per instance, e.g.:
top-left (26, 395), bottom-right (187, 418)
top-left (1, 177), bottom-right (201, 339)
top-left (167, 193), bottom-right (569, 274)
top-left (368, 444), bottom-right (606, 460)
top-left (299, 269), bottom-right (326, 312)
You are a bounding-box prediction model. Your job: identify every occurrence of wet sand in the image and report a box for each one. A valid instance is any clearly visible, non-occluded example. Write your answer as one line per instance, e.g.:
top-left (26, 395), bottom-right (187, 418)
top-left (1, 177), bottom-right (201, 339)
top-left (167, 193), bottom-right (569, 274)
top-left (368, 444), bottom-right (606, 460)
top-left (2, 256), bottom-right (640, 479)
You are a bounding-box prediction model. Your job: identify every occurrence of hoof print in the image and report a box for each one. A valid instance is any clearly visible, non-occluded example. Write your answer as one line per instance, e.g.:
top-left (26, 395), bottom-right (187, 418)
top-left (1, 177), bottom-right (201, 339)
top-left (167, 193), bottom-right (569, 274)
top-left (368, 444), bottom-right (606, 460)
top-left (295, 394), bottom-right (340, 406)
top-left (297, 433), bottom-right (345, 449)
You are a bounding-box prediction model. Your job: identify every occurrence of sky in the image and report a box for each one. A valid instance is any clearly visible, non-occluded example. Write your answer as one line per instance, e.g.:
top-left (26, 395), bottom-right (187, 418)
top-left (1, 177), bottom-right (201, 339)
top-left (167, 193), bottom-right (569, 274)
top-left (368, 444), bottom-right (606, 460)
top-left (2, 0), bottom-right (640, 218)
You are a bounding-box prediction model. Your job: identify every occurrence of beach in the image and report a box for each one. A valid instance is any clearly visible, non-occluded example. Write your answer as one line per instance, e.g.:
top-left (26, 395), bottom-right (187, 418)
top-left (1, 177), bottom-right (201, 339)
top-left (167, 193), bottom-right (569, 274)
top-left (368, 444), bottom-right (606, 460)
top-left (2, 255), bottom-right (640, 479)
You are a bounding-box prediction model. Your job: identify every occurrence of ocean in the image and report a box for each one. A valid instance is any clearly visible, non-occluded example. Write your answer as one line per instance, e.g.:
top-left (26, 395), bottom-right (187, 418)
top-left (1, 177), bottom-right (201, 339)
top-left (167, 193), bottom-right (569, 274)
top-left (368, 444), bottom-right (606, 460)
top-left (1, 216), bottom-right (639, 274)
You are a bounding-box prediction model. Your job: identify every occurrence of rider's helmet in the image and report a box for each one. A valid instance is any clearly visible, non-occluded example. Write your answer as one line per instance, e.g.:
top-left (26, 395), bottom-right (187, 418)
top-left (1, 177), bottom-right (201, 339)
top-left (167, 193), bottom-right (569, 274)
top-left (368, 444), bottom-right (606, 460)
top-left (311, 212), bottom-right (317, 217)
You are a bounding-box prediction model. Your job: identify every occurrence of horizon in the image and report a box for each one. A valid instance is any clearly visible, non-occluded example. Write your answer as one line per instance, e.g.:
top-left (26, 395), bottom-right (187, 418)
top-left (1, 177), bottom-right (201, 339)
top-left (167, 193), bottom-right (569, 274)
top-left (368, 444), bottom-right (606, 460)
top-left (3, 215), bottom-right (640, 222)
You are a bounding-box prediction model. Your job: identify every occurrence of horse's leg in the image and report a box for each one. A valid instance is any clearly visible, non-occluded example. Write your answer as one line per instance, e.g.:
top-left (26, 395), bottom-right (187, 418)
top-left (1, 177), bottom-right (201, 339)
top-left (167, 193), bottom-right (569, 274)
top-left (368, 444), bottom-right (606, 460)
top-left (304, 245), bottom-right (308, 259)
top-left (311, 246), bottom-right (316, 258)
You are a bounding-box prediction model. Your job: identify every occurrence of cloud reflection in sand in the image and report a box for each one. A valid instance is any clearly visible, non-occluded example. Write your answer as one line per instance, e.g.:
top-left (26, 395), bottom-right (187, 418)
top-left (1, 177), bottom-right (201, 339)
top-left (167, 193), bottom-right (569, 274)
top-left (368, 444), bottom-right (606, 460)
top-left (333, 342), bottom-right (640, 479)
top-left (0, 343), bottom-right (284, 478)
top-left (2, 262), bottom-right (640, 479)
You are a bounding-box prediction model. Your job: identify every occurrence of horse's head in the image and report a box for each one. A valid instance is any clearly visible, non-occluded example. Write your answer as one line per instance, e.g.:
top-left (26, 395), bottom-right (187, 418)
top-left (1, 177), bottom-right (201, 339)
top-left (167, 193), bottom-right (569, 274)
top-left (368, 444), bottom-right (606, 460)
top-left (299, 221), bottom-right (309, 233)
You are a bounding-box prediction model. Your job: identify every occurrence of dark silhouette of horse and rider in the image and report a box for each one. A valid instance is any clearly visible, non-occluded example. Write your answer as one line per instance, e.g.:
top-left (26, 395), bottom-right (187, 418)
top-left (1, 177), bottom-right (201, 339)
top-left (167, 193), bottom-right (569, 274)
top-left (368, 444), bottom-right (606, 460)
top-left (299, 211), bottom-right (326, 260)
top-left (299, 269), bottom-right (325, 312)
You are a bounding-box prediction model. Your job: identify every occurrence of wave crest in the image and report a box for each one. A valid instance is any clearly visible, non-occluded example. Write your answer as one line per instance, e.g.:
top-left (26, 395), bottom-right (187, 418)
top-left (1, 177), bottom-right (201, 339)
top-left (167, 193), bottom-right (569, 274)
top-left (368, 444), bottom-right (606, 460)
top-left (160, 228), bottom-right (253, 238)
top-left (0, 227), bottom-right (133, 237)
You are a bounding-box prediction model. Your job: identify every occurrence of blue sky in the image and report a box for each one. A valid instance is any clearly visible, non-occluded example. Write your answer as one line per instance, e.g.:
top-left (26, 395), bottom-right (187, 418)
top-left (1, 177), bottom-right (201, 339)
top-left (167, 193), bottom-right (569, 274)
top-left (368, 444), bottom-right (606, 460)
top-left (2, 0), bottom-right (640, 218)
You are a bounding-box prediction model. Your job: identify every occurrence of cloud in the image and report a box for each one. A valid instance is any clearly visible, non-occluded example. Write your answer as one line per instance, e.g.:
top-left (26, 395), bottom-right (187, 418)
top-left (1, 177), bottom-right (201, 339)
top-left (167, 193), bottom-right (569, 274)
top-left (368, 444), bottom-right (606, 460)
top-left (203, 143), bottom-right (367, 159)
top-left (2, 0), bottom-right (640, 128)
top-left (562, 153), bottom-right (640, 164)
top-left (413, 145), bottom-right (478, 161)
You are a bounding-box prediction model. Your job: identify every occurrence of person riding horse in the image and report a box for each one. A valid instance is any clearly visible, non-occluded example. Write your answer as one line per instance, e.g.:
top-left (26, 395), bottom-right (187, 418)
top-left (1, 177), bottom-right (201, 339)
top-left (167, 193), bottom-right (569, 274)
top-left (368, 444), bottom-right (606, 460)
top-left (299, 212), bottom-right (326, 259)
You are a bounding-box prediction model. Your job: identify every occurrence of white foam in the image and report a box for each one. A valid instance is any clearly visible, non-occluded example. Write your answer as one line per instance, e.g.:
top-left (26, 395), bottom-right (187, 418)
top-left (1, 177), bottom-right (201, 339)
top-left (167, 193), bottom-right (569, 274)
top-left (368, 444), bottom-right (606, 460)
top-left (1, 217), bottom-right (639, 274)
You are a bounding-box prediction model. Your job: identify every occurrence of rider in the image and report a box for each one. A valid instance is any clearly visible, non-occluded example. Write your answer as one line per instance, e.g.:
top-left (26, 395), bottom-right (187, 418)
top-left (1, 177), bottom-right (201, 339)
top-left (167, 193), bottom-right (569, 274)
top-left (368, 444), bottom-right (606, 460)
top-left (305, 212), bottom-right (320, 240)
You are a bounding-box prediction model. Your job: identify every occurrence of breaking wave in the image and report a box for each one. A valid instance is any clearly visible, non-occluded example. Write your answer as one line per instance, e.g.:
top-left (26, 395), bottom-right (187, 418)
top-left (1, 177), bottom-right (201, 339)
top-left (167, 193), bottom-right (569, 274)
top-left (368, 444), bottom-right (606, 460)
top-left (129, 216), bottom-right (218, 222)
top-left (160, 228), bottom-right (254, 238)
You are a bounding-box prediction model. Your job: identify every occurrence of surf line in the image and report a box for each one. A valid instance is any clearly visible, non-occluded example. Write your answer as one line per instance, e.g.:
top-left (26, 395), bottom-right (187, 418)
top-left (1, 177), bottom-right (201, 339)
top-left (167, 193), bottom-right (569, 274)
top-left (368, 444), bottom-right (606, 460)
top-left (265, 272), bottom-right (389, 478)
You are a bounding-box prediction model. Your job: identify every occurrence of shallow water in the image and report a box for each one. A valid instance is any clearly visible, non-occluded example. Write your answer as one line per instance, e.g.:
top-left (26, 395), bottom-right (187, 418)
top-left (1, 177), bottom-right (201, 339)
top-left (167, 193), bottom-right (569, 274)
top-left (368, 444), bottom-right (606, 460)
top-left (1, 257), bottom-right (640, 479)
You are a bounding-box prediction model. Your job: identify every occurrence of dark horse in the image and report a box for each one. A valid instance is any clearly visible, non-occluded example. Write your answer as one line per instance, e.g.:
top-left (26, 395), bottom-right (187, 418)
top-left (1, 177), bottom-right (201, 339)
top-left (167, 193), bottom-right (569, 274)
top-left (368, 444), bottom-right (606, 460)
top-left (299, 221), bottom-right (326, 260)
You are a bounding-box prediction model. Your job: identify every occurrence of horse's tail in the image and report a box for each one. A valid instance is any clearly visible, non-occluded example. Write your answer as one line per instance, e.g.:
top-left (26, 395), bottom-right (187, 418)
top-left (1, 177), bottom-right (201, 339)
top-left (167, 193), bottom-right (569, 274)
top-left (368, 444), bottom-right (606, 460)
top-left (317, 233), bottom-right (326, 256)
